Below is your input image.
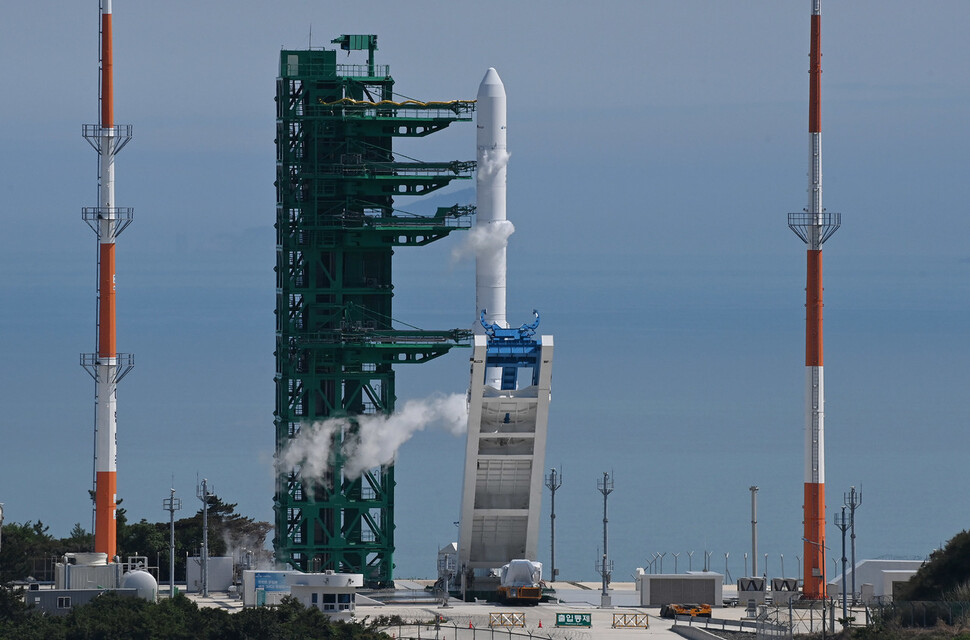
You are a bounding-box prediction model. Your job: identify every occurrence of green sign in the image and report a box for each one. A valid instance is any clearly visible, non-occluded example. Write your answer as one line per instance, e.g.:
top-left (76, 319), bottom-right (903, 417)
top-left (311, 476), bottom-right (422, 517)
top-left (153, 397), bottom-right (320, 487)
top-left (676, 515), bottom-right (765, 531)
top-left (556, 613), bottom-right (592, 627)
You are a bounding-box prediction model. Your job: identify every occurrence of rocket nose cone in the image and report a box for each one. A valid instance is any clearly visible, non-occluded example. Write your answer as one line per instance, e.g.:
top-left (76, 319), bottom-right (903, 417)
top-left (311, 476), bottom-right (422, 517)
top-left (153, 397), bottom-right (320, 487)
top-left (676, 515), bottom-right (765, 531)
top-left (478, 67), bottom-right (506, 99)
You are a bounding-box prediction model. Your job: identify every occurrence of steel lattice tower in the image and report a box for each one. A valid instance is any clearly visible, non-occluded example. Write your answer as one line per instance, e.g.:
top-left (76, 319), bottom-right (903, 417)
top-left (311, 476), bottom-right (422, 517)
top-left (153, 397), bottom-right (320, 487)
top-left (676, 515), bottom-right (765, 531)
top-left (273, 36), bottom-right (474, 586)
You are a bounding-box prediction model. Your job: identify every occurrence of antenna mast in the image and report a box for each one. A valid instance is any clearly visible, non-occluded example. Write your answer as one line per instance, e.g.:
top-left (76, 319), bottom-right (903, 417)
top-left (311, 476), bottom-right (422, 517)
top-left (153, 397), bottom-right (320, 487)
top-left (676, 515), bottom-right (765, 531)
top-left (81, 0), bottom-right (134, 562)
top-left (545, 468), bottom-right (562, 582)
top-left (789, 0), bottom-right (840, 599)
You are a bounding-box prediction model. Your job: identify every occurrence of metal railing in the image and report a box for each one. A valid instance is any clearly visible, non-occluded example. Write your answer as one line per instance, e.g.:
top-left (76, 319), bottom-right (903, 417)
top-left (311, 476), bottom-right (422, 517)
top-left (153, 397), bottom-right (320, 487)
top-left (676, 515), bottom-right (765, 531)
top-left (376, 621), bottom-right (555, 640)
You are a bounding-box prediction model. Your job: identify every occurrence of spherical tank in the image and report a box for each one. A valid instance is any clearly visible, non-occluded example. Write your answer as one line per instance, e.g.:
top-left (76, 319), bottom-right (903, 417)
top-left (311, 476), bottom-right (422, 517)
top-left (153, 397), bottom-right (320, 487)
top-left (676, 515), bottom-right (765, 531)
top-left (122, 570), bottom-right (158, 602)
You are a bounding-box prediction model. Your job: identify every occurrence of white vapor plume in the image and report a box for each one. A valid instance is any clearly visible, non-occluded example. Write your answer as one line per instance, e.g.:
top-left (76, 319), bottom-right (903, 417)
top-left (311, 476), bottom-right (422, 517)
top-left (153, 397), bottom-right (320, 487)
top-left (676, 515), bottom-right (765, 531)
top-left (477, 148), bottom-right (509, 179)
top-left (451, 219), bottom-right (515, 264)
top-left (278, 392), bottom-right (468, 484)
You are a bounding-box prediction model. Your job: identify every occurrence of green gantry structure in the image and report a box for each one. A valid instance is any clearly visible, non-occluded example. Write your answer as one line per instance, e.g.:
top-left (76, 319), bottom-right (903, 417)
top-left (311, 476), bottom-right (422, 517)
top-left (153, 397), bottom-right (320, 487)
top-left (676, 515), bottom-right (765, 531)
top-left (274, 35), bottom-right (475, 586)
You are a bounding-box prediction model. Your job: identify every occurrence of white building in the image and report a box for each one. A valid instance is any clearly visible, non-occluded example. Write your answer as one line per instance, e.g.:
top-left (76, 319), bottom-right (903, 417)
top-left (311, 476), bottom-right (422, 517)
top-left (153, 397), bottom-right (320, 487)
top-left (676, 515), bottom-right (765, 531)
top-left (829, 559), bottom-right (923, 602)
top-left (286, 571), bottom-right (362, 619)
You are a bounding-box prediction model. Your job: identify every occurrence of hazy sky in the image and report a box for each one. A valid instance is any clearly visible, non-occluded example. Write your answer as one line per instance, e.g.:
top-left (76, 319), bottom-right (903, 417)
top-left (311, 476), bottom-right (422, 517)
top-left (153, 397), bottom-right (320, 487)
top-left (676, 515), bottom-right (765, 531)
top-left (2, 1), bottom-right (969, 581)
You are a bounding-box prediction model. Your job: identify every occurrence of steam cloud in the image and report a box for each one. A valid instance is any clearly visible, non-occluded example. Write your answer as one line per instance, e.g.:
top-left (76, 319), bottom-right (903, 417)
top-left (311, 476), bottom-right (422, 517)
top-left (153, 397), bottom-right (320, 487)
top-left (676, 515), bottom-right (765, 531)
top-left (278, 392), bottom-right (468, 484)
top-left (477, 148), bottom-right (510, 179)
top-left (451, 219), bottom-right (515, 264)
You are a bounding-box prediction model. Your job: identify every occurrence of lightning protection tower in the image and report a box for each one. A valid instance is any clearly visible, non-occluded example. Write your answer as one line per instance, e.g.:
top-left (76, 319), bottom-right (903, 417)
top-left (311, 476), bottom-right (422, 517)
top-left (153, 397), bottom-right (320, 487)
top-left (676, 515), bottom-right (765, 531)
top-left (81, 0), bottom-right (135, 561)
top-left (274, 35), bottom-right (475, 587)
top-left (788, 0), bottom-right (840, 599)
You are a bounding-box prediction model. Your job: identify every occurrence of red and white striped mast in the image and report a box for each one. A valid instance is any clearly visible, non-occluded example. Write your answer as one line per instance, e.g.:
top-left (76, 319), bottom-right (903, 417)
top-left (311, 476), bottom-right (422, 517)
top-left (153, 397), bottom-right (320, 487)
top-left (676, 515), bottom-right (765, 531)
top-left (82, 0), bottom-right (134, 561)
top-left (789, 0), bottom-right (839, 600)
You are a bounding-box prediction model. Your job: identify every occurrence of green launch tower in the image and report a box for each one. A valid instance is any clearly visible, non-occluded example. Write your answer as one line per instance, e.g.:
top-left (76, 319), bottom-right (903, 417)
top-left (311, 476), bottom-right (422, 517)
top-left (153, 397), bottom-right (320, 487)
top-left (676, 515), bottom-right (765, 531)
top-left (274, 35), bottom-right (474, 586)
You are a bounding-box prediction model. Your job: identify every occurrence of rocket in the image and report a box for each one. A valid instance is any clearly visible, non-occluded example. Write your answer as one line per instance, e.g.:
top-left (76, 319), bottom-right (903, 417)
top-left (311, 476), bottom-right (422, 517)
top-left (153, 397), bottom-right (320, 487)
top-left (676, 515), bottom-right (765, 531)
top-left (475, 68), bottom-right (509, 331)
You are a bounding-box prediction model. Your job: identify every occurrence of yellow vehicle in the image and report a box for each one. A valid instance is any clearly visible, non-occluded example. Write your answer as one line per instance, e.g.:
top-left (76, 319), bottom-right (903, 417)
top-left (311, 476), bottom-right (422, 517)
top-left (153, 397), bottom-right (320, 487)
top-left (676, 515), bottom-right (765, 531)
top-left (659, 603), bottom-right (712, 619)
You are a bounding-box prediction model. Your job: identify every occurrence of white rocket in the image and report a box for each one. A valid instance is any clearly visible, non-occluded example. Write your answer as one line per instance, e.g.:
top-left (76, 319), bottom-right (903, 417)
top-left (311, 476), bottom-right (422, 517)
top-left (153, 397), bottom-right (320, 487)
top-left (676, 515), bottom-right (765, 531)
top-left (475, 68), bottom-right (510, 331)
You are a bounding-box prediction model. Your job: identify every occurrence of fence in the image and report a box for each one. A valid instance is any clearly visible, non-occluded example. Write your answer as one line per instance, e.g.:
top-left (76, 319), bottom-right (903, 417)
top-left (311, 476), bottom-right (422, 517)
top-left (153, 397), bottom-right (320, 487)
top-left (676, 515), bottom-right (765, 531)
top-left (490, 612), bottom-right (525, 628)
top-left (612, 613), bottom-right (649, 628)
top-left (377, 622), bottom-right (555, 640)
top-left (869, 601), bottom-right (970, 628)
top-left (674, 613), bottom-right (789, 640)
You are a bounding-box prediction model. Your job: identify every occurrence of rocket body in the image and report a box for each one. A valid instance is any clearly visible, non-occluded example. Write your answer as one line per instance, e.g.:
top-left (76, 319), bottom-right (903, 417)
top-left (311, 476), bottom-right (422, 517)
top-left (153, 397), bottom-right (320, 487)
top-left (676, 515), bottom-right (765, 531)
top-left (475, 68), bottom-right (509, 332)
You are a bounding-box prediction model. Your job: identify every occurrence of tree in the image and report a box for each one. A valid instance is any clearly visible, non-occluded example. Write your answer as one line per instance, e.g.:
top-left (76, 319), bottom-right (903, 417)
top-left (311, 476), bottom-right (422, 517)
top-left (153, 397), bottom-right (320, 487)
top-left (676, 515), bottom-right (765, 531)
top-left (897, 530), bottom-right (970, 601)
top-left (0, 521), bottom-right (57, 581)
top-left (65, 523), bottom-right (94, 552)
top-left (120, 519), bottom-right (167, 564)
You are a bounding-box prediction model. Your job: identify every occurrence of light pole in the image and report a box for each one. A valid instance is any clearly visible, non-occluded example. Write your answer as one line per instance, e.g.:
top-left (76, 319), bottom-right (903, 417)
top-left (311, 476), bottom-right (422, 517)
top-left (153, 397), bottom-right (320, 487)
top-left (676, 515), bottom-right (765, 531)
top-left (197, 479), bottom-right (213, 597)
top-left (845, 486), bottom-right (862, 603)
top-left (545, 468), bottom-right (562, 582)
top-left (0, 503), bottom-right (4, 583)
top-left (750, 486), bottom-right (759, 577)
top-left (835, 506), bottom-right (850, 625)
top-left (163, 489), bottom-right (182, 598)
top-left (597, 472), bottom-right (614, 608)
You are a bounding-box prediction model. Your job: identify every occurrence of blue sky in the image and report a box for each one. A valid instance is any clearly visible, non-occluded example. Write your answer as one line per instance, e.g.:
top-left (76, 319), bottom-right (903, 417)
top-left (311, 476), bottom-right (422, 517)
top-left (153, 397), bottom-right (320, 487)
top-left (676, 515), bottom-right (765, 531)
top-left (1, 1), bottom-right (969, 581)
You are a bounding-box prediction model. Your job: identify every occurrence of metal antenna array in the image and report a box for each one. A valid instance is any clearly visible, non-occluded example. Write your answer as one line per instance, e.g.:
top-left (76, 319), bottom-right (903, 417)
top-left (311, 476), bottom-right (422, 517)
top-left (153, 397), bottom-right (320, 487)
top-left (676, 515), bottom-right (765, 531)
top-left (162, 488), bottom-right (182, 599)
top-left (197, 479), bottom-right (214, 597)
top-left (835, 506), bottom-right (850, 622)
top-left (544, 468), bottom-right (562, 582)
top-left (845, 486), bottom-right (862, 602)
top-left (597, 472), bottom-right (614, 608)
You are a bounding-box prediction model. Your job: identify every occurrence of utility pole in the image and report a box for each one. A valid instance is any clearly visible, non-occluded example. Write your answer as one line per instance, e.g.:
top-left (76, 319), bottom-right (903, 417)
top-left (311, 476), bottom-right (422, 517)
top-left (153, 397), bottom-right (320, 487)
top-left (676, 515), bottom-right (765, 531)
top-left (845, 486), bottom-right (862, 603)
top-left (163, 488), bottom-right (182, 598)
top-left (545, 468), bottom-right (562, 582)
top-left (835, 506), bottom-right (849, 624)
top-left (750, 486), bottom-right (759, 577)
top-left (197, 479), bottom-right (213, 597)
top-left (597, 472), bottom-right (614, 608)
top-left (0, 503), bottom-right (4, 583)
